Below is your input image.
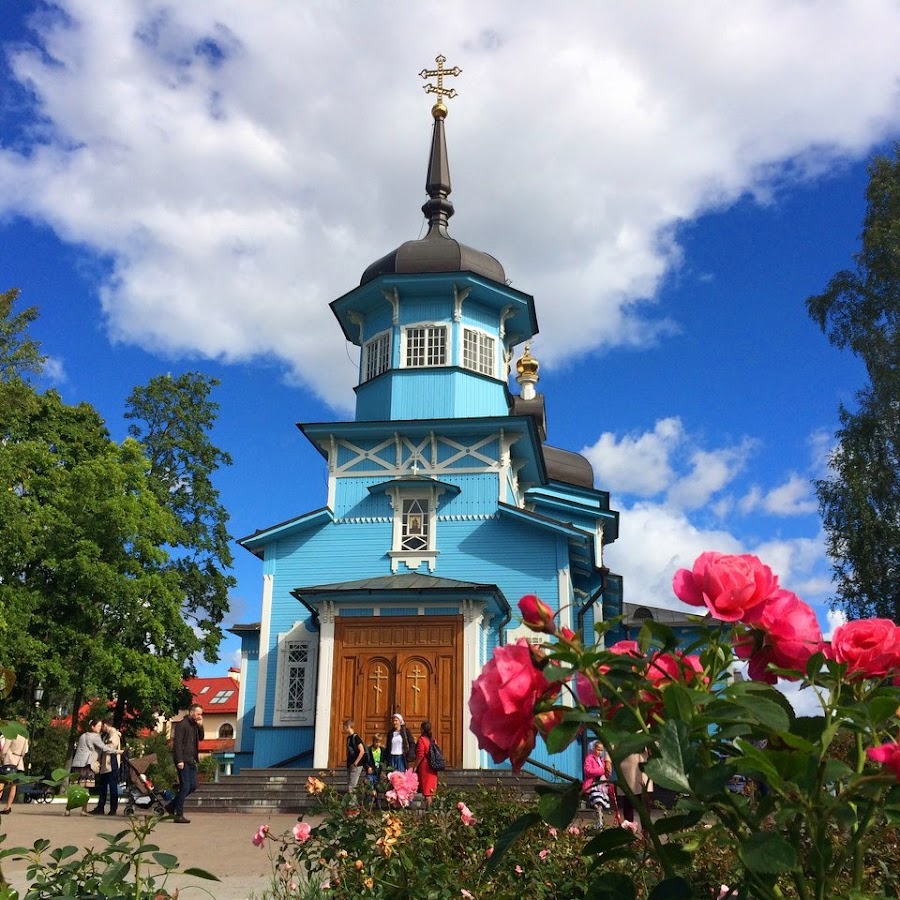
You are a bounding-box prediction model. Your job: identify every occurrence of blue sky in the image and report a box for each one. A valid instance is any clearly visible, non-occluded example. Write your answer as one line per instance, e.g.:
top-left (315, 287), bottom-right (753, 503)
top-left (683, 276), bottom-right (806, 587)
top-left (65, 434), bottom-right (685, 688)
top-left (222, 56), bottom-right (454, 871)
top-left (1, 2), bottom-right (898, 678)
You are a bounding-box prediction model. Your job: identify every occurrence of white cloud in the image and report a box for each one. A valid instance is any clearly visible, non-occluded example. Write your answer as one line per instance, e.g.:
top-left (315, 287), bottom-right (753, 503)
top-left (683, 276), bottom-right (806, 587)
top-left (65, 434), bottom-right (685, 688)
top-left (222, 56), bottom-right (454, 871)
top-left (2, 1), bottom-right (900, 408)
top-left (604, 501), bottom-right (832, 615)
top-left (667, 442), bottom-right (755, 510)
top-left (582, 417), bottom-right (684, 495)
top-left (41, 356), bottom-right (67, 384)
top-left (739, 473), bottom-right (818, 516)
top-left (823, 608), bottom-right (847, 641)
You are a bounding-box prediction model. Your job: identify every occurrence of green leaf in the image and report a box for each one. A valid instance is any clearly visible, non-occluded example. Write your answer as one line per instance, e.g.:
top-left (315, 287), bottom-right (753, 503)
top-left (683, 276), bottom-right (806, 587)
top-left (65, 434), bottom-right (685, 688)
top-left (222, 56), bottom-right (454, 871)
top-left (865, 691), bottom-right (900, 726)
top-left (544, 718), bottom-right (581, 754)
top-left (151, 851), bottom-right (179, 869)
top-left (582, 827), bottom-right (637, 856)
top-left (738, 831), bottom-right (798, 874)
top-left (483, 811), bottom-right (542, 878)
top-left (100, 861), bottom-right (131, 883)
top-left (822, 758), bottom-right (853, 783)
top-left (653, 811), bottom-right (705, 835)
top-left (643, 719), bottom-right (693, 793)
top-left (536, 781), bottom-right (581, 828)
top-left (692, 762), bottom-right (735, 799)
top-left (182, 867), bottom-right (220, 881)
top-left (585, 872), bottom-right (637, 900)
top-left (648, 876), bottom-right (694, 900)
top-left (662, 683), bottom-right (696, 724)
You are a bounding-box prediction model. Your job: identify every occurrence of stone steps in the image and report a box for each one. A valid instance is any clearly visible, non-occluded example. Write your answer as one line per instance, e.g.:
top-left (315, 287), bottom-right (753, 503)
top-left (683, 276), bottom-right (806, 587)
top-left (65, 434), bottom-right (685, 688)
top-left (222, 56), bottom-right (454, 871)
top-left (186, 768), bottom-right (546, 815)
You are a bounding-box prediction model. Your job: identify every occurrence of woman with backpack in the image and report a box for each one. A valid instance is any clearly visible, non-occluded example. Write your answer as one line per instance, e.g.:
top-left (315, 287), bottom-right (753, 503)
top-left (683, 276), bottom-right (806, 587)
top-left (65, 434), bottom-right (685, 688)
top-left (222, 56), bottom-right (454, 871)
top-left (412, 720), bottom-right (439, 807)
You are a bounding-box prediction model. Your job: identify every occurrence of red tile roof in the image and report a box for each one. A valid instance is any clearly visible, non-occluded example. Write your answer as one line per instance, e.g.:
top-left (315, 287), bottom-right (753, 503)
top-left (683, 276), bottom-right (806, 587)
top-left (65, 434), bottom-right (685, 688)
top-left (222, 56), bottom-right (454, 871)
top-left (184, 676), bottom-right (239, 715)
top-left (199, 738), bottom-right (235, 754)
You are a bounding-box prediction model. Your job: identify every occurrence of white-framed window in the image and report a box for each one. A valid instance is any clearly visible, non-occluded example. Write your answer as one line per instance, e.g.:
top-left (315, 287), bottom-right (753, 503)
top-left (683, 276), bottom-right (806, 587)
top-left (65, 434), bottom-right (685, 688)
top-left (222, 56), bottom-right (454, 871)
top-left (462, 328), bottom-right (496, 377)
top-left (401, 497), bottom-right (429, 551)
top-left (404, 325), bottom-right (448, 367)
top-left (387, 487), bottom-right (441, 573)
top-left (274, 624), bottom-right (319, 726)
top-left (362, 331), bottom-right (391, 382)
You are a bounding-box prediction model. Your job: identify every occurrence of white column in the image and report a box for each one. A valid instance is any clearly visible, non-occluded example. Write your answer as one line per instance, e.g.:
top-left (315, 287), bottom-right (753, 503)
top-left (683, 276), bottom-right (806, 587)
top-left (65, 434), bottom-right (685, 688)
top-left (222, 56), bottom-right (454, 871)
top-left (313, 601), bottom-right (336, 768)
top-left (461, 599), bottom-right (486, 768)
top-left (253, 574), bottom-right (274, 728)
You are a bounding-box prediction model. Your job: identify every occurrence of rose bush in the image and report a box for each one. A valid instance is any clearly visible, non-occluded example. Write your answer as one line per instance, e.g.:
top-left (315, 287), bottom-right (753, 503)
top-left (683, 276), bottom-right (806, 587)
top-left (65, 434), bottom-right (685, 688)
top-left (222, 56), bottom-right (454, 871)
top-left (469, 551), bottom-right (900, 900)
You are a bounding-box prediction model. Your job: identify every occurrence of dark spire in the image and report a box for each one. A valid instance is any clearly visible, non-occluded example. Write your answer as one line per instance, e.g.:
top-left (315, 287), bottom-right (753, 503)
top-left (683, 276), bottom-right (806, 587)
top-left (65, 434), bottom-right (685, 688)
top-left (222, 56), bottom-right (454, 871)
top-left (422, 107), bottom-right (454, 233)
top-left (359, 55), bottom-right (507, 287)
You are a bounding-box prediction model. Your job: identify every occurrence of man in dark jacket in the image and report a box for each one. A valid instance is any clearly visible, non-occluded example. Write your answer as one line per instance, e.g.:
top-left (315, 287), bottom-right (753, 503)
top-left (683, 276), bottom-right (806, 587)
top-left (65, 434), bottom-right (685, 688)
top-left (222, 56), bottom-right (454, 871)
top-left (171, 704), bottom-right (203, 824)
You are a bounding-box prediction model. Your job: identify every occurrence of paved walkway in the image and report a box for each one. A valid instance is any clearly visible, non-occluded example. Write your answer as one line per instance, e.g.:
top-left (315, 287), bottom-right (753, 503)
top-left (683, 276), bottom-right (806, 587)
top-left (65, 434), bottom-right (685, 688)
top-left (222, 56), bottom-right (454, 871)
top-left (0, 800), bottom-right (308, 899)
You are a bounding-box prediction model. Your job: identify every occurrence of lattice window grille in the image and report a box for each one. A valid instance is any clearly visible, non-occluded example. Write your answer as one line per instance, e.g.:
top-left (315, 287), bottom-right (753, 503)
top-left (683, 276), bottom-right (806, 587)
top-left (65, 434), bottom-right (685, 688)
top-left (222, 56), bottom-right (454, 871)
top-left (285, 642), bottom-right (309, 713)
top-left (405, 326), bottom-right (447, 367)
top-left (462, 328), bottom-right (495, 376)
top-left (401, 497), bottom-right (429, 551)
top-left (363, 332), bottom-right (391, 381)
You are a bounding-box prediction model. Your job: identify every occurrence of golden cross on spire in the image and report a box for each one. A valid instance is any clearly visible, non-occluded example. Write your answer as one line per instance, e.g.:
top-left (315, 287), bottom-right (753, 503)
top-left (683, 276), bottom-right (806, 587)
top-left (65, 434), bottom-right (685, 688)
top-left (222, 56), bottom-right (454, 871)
top-left (420, 54), bottom-right (461, 118)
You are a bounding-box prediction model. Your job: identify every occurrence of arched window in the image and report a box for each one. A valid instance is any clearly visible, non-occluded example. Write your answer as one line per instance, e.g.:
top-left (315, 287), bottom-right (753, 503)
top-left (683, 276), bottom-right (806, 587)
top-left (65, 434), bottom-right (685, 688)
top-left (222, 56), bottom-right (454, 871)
top-left (633, 607), bottom-right (654, 621)
top-left (218, 723), bottom-right (234, 740)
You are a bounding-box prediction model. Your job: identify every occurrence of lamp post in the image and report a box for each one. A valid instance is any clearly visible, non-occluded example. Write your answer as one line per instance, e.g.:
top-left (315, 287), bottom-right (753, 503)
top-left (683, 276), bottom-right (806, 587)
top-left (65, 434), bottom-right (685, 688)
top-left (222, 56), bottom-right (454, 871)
top-left (28, 682), bottom-right (44, 774)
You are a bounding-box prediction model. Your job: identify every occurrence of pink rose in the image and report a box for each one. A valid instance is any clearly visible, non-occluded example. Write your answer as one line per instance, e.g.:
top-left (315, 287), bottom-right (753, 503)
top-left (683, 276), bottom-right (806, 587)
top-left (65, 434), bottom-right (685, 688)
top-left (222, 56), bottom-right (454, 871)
top-left (539, 849), bottom-right (550, 861)
top-left (866, 742), bottom-right (900, 780)
top-left (469, 639), bottom-right (557, 770)
top-left (827, 618), bottom-right (900, 679)
top-left (673, 552), bottom-right (779, 622)
top-left (251, 824), bottom-right (269, 847)
top-left (458, 802), bottom-right (476, 826)
top-left (292, 822), bottom-right (312, 843)
top-left (519, 594), bottom-right (556, 634)
top-left (646, 651), bottom-right (705, 688)
top-left (734, 590), bottom-right (822, 683)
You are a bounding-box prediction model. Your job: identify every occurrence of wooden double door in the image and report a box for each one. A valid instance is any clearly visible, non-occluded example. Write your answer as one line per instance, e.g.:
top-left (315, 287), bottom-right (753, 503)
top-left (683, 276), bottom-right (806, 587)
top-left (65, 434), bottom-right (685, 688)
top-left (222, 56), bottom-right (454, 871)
top-left (329, 616), bottom-right (461, 768)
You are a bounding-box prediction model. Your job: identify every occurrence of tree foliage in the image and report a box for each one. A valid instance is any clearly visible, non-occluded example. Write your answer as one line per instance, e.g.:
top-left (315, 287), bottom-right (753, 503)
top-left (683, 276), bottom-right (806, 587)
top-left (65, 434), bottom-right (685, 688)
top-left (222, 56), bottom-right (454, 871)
top-left (807, 144), bottom-right (900, 622)
top-left (0, 291), bottom-right (233, 738)
top-left (124, 373), bottom-right (235, 663)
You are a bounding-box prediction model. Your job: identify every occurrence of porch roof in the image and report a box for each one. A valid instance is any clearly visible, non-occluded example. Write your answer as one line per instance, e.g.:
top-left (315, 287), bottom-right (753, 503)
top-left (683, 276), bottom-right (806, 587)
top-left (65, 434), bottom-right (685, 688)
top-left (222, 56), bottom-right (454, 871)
top-left (290, 573), bottom-right (510, 621)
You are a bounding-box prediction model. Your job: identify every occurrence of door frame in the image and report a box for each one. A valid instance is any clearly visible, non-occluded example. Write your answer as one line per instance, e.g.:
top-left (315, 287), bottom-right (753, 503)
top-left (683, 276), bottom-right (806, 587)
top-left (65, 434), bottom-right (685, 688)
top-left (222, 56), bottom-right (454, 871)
top-left (328, 615), bottom-right (462, 768)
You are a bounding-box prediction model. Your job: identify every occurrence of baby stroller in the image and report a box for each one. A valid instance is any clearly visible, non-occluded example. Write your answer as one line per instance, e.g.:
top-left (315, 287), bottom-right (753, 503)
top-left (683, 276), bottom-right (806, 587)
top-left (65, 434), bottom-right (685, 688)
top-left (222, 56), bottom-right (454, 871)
top-left (122, 753), bottom-right (172, 816)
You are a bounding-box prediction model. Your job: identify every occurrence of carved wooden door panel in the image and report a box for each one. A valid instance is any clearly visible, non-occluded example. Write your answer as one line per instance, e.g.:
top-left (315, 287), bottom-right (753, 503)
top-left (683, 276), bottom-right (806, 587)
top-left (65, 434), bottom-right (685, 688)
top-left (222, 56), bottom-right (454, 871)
top-left (330, 617), bottom-right (462, 768)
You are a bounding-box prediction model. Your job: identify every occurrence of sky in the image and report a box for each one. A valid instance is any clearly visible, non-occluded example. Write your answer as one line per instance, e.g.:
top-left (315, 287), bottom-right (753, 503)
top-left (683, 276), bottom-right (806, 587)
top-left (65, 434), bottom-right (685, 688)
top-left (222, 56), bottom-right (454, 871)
top-left (1, 1), bottom-right (898, 680)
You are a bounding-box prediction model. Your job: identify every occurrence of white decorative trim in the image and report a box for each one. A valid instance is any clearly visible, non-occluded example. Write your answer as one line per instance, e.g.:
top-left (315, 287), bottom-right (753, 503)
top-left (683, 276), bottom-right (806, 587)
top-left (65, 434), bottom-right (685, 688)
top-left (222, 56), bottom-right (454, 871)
top-left (382, 287), bottom-right (400, 326)
top-left (595, 524), bottom-right (605, 567)
top-left (499, 306), bottom-right (515, 341)
top-left (313, 601), bottom-right (336, 768)
top-left (388, 549), bottom-right (439, 573)
top-left (347, 311), bottom-right (364, 344)
top-left (557, 566), bottom-right (573, 634)
top-left (327, 435), bottom-right (336, 510)
top-left (452, 284), bottom-right (471, 322)
top-left (254, 574), bottom-right (274, 729)
top-left (331, 431), bottom-right (502, 478)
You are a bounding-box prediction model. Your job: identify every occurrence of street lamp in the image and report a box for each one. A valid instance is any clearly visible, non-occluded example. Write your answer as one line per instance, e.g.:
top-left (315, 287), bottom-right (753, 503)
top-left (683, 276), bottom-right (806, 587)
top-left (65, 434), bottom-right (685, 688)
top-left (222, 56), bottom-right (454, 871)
top-left (28, 682), bottom-right (44, 774)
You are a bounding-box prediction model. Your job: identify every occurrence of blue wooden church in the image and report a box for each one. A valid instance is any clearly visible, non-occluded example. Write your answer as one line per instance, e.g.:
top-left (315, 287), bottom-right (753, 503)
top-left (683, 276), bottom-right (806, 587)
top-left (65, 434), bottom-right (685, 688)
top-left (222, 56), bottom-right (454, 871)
top-left (232, 62), bottom-right (623, 781)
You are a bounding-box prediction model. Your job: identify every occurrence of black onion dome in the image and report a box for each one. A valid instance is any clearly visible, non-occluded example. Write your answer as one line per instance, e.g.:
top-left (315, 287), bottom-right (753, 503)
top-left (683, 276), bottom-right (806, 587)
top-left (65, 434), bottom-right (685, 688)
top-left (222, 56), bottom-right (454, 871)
top-left (360, 103), bottom-right (506, 286)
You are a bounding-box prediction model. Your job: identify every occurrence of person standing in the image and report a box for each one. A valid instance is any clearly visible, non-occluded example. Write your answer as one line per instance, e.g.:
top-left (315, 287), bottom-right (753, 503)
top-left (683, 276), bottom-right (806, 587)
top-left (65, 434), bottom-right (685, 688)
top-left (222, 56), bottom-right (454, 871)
top-left (90, 720), bottom-right (123, 816)
top-left (343, 719), bottom-right (368, 793)
top-left (0, 726), bottom-right (29, 814)
top-left (388, 714), bottom-right (414, 772)
top-left (582, 740), bottom-right (612, 822)
top-left (618, 750), bottom-right (653, 830)
top-left (412, 721), bottom-right (438, 808)
top-left (171, 704), bottom-right (204, 824)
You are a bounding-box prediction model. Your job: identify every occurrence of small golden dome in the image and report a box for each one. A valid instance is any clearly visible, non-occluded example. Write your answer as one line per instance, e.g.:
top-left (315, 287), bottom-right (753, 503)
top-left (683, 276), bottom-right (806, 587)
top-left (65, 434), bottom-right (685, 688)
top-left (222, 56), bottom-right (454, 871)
top-left (516, 345), bottom-right (539, 377)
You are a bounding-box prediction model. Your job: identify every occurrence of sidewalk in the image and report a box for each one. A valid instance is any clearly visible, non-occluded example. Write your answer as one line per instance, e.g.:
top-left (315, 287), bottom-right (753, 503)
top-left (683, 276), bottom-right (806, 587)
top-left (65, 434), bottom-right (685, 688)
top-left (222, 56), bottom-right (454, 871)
top-left (0, 800), bottom-right (309, 899)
